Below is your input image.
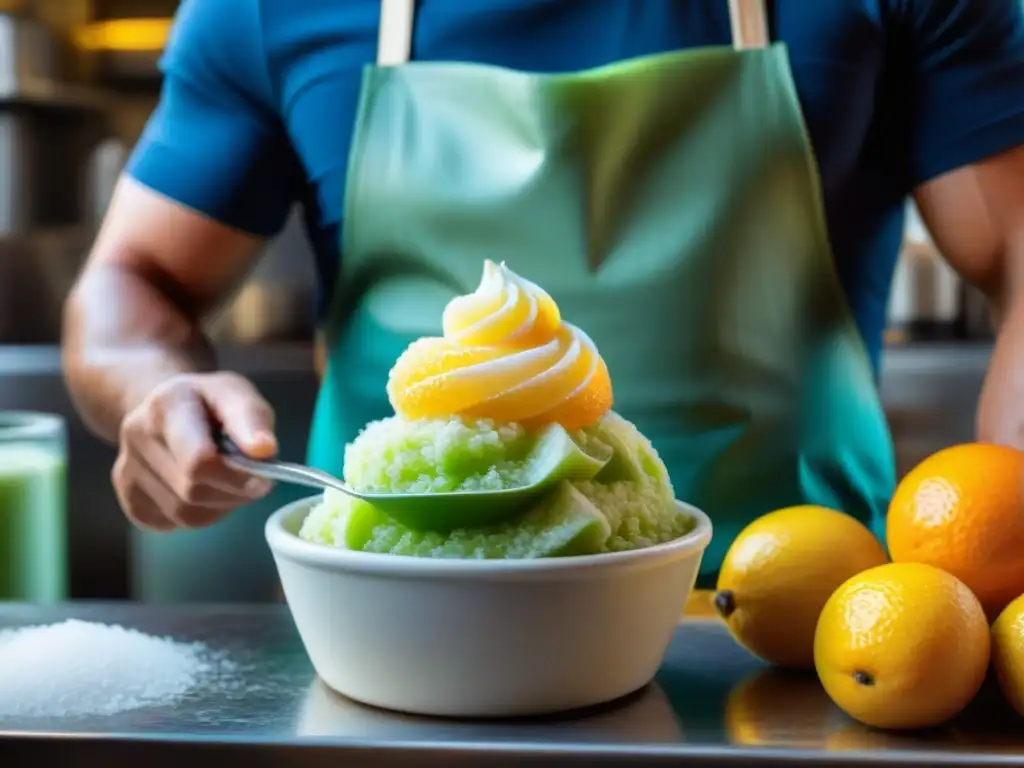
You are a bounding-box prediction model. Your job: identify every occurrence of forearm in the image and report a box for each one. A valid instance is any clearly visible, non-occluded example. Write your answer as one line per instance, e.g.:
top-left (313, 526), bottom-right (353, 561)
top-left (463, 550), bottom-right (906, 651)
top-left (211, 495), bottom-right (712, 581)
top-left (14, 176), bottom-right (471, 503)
top-left (909, 145), bottom-right (1024, 448)
top-left (62, 261), bottom-right (216, 444)
top-left (970, 270), bottom-right (1024, 448)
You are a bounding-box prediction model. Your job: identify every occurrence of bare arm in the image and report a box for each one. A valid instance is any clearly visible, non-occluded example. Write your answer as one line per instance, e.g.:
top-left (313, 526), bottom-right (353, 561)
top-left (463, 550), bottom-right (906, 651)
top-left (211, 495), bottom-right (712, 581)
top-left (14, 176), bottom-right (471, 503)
top-left (914, 145), bottom-right (1024, 446)
top-left (63, 176), bottom-right (264, 443)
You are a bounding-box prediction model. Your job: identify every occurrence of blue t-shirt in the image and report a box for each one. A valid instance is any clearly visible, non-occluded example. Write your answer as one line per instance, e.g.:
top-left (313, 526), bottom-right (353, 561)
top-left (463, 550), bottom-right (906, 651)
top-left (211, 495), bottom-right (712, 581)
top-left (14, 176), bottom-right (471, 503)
top-left (128, 0), bottom-right (1024, 370)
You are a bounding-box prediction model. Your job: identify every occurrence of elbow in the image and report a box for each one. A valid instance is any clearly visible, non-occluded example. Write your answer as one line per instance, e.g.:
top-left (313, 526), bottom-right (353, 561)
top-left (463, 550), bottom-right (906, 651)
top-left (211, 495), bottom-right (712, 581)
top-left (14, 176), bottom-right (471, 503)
top-left (60, 268), bottom-right (114, 441)
top-left (58, 254), bottom-right (216, 443)
top-left (61, 258), bottom-right (114, 369)
top-left (61, 270), bottom-right (91, 389)
top-left (59, 258), bottom-right (150, 441)
top-left (987, 235), bottom-right (1024, 325)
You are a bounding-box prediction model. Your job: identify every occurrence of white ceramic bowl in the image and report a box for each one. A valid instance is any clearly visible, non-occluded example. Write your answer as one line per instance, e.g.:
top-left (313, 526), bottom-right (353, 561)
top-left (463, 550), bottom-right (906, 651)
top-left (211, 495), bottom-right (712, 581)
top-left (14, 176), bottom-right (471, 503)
top-left (266, 496), bottom-right (712, 718)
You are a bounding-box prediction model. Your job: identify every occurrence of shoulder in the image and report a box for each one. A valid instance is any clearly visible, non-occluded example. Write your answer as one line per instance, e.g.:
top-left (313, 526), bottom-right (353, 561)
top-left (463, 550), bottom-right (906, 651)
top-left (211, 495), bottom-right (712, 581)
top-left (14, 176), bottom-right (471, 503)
top-left (774, 0), bottom-right (886, 53)
top-left (879, 0), bottom-right (1024, 41)
top-left (881, 0), bottom-right (1024, 184)
top-left (165, 0), bottom-right (265, 64)
top-left (162, 0), bottom-right (275, 109)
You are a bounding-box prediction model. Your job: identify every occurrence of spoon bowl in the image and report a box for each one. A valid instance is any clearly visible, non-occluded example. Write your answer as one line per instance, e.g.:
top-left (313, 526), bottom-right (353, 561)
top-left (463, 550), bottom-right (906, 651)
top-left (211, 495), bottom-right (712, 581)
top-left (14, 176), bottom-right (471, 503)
top-left (216, 424), bottom-right (611, 532)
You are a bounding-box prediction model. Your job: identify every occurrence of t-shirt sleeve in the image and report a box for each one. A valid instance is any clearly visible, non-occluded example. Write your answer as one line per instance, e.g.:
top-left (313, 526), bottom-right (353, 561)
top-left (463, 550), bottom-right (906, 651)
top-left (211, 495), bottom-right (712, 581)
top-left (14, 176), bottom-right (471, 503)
top-left (901, 0), bottom-right (1024, 186)
top-left (125, 0), bottom-right (301, 237)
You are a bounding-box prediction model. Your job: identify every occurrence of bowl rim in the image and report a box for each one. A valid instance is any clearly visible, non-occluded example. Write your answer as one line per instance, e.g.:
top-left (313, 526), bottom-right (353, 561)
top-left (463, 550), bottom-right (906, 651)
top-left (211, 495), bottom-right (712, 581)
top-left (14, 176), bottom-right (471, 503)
top-left (266, 494), bottom-right (712, 578)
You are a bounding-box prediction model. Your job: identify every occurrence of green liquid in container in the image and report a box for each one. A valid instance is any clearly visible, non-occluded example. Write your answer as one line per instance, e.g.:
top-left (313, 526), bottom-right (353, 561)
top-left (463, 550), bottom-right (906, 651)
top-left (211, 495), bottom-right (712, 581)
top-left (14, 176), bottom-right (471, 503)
top-left (0, 445), bottom-right (67, 602)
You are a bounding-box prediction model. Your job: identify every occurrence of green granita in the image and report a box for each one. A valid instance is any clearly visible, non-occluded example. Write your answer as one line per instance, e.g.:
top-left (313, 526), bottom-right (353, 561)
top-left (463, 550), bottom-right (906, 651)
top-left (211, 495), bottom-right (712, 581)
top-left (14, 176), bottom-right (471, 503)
top-left (298, 411), bottom-right (694, 559)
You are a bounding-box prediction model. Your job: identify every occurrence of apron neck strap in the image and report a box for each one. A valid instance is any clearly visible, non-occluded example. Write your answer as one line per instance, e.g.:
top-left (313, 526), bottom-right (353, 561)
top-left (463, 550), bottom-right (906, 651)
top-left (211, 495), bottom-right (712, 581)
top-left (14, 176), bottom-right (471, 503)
top-left (378, 0), bottom-right (416, 66)
top-left (377, 0), bottom-right (770, 65)
top-left (728, 0), bottom-right (770, 50)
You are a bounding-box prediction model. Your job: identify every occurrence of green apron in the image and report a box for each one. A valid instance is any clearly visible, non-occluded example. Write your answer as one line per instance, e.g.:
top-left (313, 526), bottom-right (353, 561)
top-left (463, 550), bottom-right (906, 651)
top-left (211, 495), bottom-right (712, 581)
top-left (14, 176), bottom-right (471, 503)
top-left (309, 0), bottom-right (896, 579)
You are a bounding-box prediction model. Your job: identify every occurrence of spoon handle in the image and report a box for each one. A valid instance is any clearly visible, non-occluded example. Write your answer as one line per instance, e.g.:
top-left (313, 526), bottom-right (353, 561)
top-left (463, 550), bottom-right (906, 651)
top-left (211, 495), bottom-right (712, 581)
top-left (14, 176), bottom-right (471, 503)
top-left (212, 429), bottom-right (277, 478)
top-left (213, 428), bottom-right (349, 495)
top-left (212, 429), bottom-right (250, 459)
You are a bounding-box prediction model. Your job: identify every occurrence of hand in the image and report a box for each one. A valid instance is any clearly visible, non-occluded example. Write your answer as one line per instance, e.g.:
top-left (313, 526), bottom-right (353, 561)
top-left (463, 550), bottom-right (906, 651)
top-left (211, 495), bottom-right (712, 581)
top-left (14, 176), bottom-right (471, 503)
top-left (113, 372), bottom-right (278, 531)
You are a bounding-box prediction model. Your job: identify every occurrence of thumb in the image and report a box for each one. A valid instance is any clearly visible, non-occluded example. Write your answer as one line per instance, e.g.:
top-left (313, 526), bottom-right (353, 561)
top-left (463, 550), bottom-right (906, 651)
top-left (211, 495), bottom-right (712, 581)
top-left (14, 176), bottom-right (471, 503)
top-left (198, 374), bottom-right (278, 459)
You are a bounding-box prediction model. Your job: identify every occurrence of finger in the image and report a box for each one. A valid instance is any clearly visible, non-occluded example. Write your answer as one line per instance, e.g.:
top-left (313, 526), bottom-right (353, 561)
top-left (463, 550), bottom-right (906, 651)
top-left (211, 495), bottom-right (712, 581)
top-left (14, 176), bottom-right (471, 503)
top-left (205, 473), bottom-right (272, 501)
top-left (158, 385), bottom-right (218, 474)
top-left (113, 455), bottom-right (175, 532)
top-left (201, 375), bottom-right (278, 459)
top-left (130, 459), bottom-right (233, 530)
top-left (136, 383), bottom-right (272, 498)
top-left (157, 390), bottom-right (273, 495)
top-left (128, 441), bottom-right (271, 506)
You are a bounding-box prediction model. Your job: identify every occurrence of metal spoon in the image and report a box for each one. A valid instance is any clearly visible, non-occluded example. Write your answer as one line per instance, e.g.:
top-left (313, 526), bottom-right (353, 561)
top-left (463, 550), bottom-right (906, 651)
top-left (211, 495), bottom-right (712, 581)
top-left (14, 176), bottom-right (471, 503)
top-left (214, 425), bottom-right (610, 532)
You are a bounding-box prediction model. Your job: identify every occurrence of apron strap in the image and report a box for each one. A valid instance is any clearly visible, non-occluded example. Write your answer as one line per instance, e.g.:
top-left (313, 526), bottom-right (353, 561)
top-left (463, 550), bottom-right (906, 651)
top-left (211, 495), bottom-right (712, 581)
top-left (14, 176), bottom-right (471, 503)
top-left (378, 0), bottom-right (416, 65)
top-left (728, 0), bottom-right (770, 50)
top-left (378, 1), bottom-right (769, 64)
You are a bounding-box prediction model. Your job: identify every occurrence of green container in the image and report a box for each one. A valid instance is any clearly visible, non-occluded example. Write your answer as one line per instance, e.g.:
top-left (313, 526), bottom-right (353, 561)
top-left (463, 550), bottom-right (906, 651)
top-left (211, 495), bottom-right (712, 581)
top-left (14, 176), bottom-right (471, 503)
top-left (0, 412), bottom-right (67, 602)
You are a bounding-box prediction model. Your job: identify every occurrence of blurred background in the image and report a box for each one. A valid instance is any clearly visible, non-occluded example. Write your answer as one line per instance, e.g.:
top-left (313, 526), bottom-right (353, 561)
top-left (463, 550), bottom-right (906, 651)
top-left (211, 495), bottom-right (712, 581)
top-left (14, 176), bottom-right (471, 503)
top-left (0, 1), bottom-right (997, 603)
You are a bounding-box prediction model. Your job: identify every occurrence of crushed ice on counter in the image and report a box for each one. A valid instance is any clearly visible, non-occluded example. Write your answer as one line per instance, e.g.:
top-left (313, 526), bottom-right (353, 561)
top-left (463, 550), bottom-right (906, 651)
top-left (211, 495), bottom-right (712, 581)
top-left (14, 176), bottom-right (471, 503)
top-left (0, 619), bottom-right (234, 718)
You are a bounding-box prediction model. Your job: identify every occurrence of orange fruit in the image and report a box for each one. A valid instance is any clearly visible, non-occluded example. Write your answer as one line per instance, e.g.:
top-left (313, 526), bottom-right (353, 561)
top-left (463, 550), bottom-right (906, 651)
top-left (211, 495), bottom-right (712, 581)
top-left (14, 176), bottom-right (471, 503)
top-left (814, 562), bottom-right (990, 730)
top-left (992, 593), bottom-right (1024, 717)
top-left (714, 506), bottom-right (888, 669)
top-left (887, 442), bottom-right (1024, 615)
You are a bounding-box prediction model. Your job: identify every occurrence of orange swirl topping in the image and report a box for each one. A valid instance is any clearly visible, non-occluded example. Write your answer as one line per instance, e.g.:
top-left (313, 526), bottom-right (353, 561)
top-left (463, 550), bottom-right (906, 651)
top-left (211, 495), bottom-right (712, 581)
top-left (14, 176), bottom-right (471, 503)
top-left (387, 260), bottom-right (612, 430)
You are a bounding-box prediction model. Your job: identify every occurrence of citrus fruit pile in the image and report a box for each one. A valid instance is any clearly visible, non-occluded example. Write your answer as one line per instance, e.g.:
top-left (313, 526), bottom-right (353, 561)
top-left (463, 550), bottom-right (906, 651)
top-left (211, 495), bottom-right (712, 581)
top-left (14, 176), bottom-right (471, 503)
top-left (714, 442), bottom-right (1024, 731)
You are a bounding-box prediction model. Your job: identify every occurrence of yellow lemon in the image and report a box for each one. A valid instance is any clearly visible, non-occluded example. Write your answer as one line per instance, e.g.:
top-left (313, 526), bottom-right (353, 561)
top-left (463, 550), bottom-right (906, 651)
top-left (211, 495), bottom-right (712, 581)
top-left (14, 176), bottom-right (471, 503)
top-left (814, 562), bottom-right (990, 730)
top-left (992, 593), bottom-right (1024, 717)
top-left (715, 505), bottom-right (888, 668)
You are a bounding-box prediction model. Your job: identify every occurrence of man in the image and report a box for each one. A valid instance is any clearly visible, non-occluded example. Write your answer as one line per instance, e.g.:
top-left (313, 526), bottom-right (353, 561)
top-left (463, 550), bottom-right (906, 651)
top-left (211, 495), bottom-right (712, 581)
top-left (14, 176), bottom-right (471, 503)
top-left (64, 0), bottom-right (1024, 578)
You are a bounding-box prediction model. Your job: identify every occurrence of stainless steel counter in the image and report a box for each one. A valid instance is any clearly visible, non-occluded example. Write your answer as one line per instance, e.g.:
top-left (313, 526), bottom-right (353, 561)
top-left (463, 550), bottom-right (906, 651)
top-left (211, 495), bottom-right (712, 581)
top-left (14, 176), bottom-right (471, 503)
top-left (1, 603), bottom-right (1021, 767)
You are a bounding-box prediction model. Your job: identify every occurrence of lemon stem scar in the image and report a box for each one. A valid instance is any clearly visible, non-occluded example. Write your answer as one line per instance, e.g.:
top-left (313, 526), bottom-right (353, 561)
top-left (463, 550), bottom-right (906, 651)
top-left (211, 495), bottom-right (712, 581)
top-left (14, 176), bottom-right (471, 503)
top-left (853, 670), bottom-right (875, 687)
top-left (713, 590), bottom-right (736, 619)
